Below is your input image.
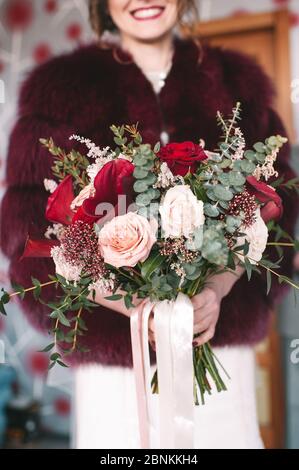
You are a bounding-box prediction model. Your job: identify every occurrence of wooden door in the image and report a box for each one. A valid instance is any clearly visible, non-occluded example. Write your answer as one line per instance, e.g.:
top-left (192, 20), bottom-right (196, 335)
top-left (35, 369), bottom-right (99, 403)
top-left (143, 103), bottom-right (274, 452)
top-left (185, 9), bottom-right (293, 449)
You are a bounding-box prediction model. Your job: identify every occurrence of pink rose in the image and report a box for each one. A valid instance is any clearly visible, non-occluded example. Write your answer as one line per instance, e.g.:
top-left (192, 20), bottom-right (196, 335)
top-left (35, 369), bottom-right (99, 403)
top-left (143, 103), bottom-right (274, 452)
top-left (98, 212), bottom-right (157, 268)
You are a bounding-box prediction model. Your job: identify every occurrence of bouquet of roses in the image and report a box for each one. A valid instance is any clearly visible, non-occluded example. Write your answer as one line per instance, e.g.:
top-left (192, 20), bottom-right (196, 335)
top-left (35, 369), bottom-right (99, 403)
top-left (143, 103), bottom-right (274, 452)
top-left (1, 102), bottom-right (298, 405)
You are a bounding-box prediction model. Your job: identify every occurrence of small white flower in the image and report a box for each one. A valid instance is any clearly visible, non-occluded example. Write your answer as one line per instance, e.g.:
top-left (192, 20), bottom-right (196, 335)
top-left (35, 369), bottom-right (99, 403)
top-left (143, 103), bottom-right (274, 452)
top-left (44, 179), bottom-right (58, 194)
top-left (45, 223), bottom-right (64, 240)
top-left (159, 185), bottom-right (205, 239)
top-left (170, 262), bottom-right (186, 287)
top-left (69, 134), bottom-right (113, 160)
top-left (88, 274), bottom-right (116, 296)
top-left (231, 128), bottom-right (245, 161)
top-left (51, 246), bottom-right (83, 283)
top-left (154, 162), bottom-right (176, 189)
top-left (253, 147), bottom-right (279, 182)
top-left (236, 208), bottom-right (268, 265)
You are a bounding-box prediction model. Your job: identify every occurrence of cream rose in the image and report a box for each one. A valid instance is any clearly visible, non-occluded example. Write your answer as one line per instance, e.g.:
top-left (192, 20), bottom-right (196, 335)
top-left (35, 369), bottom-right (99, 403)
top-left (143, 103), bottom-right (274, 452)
top-left (98, 212), bottom-right (158, 268)
top-left (236, 209), bottom-right (268, 264)
top-left (71, 183), bottom-right (95, 210)
top-left (159, 185), bottom-right (205, 239)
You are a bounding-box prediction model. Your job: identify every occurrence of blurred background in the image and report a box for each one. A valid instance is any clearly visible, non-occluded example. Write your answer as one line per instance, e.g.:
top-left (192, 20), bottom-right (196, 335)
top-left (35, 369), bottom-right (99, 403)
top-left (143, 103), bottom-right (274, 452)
top-left (0, 0), bottom-right (298, 449)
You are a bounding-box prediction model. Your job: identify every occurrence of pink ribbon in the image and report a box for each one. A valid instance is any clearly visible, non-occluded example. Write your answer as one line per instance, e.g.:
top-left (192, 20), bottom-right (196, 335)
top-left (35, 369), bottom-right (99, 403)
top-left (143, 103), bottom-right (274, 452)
top-left (130, 293), bottom-right (194, 449)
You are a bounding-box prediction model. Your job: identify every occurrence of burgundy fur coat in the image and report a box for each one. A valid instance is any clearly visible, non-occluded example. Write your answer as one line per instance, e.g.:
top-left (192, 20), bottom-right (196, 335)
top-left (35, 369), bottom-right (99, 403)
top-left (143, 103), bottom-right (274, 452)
top-left (1, 38), bottom-right (297, 367)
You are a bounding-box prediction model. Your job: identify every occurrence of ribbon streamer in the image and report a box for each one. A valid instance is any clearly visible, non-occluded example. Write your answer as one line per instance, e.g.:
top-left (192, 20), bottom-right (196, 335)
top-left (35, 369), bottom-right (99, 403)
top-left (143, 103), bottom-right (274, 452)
top-left (130, 293), bottom-right (194, 449)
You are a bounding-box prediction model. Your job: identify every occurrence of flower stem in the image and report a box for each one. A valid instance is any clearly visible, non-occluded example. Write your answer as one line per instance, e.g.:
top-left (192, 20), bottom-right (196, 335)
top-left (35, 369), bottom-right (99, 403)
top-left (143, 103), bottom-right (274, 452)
top-left (9, 280), bottom-right (56, 298)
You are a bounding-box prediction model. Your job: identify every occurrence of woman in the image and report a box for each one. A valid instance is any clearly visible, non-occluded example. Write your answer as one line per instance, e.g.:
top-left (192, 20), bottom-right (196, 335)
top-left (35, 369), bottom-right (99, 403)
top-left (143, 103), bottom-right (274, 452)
top-left (1, 0), bottom-right (297, 448)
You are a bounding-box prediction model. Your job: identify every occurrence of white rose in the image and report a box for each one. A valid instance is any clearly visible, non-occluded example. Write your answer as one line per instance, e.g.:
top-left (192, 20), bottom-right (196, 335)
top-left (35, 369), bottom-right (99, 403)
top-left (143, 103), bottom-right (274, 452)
top-left (71, 183), bottom-right (95, 210)
top-left (236, 209), bottom-right (268, 265)
top-left (159, 185), bottom-right (205, 239)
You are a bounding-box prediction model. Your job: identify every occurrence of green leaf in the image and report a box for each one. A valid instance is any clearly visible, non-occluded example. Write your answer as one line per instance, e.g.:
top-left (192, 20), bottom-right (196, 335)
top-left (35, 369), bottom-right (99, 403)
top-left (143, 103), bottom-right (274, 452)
top-left (50, 352), bottom-right (61, 361)
top-left (11, 283), bottom-right (26, 300)
top-left (134, 180), bottom-right (149, 193)
top-left (240, 160), bottom-right (256, 174)
top-left (244, 150), bottom-right (256, 161)
top-left (244, 257), bottom-right (253, 281)
top-left (57, 311), bottom-right (71, 327)
top-left (104, 294), bottom-right (123, 301)
top-left (39, 343), bottom-right (55, 353)
top-left (57, 360), bottom-right (69, 368)
top-left (204, 203), bottom-right (220, 218)
top-left (141, 252), bottom-right (165, 281)
top-left (135, 193), bottom-right (152, 207)
top-left (1, 290), bottom-right (10, 305)
top-left (124, 295), bottom-right (134, 310)
top-left (133, 167), bottom-right (148, 179)
top-left (213, 185), bottom-right (234, 201)
top-left (228, 171), bottom-right (246, 186)
top-left (253, 142), bottom-right (265, 153)
top-left (0, 302), bottom-right (7, 316)
top-left (154, 142), bottom-right (161, 153)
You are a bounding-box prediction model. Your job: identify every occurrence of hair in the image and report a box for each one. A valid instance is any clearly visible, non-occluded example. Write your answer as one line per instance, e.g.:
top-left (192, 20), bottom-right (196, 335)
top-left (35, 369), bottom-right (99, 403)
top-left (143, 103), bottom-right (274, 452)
top-left (88, 0), bottom-right (199, 38)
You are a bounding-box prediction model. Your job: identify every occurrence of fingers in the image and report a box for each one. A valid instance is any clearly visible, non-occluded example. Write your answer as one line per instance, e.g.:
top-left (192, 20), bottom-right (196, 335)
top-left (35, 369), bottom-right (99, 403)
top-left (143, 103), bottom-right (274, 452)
top-left (193, 316), bottom-right (211, 336)
top-left (194, 326), bottom-right (216, 347)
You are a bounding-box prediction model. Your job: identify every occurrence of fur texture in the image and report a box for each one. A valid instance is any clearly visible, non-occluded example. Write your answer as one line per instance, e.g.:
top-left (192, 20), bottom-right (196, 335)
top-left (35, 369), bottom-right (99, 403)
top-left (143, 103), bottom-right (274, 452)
top-left (1, 38), bottom-right (297, 367)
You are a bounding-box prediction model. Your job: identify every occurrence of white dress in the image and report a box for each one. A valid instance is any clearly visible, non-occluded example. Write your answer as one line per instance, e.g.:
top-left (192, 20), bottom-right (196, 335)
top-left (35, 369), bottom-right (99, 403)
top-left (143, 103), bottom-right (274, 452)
top-left (74, 346), bottom-right (264, 449)
top-left (74, 70), bottom-right (264, 450)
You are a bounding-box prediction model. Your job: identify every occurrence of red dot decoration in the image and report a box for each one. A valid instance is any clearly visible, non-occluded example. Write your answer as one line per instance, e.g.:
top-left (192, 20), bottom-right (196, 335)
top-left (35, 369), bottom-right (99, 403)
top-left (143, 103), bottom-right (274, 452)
top-left (54, 397), bottom-right (71, 416)
top-left (33, 43), bottom-right (52, 64)
top-left (290, 12), bottom-right (299, 27)
top-left (272, 0), bottom-right (290, 5)
top-left (44, 0), bottom-right (58, 14)
top-left (27, 351), bottom-right (49, 376)
top-left (0, 61), bottom-right (5, 74)
top-left (4, 0), bottom-right (34, 31)
top-left (66, 22), bottom-right (82, 42)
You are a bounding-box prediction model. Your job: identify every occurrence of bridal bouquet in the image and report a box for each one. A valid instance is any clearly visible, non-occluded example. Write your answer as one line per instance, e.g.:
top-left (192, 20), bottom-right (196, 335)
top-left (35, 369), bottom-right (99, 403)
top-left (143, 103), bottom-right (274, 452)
top-left (1, 103), bottom-right (298, 405)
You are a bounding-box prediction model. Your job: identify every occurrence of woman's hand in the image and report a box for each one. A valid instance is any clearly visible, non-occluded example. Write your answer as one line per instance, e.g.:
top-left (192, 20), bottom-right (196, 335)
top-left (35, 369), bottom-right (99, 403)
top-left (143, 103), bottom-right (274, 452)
top-left (87, 288), bottom-right (142, 318)
top-left (148, 265), bottom-right (245, 350)
top-left (192, 265), bottom-right (245, 346)
top-left (191, 287), bottom-right (221, 347)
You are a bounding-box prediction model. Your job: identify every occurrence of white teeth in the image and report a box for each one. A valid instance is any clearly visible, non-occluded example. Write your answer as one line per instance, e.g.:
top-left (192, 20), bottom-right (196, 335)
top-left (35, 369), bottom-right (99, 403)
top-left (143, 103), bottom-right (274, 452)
top-left (132, 8), bottom-right (163, 19)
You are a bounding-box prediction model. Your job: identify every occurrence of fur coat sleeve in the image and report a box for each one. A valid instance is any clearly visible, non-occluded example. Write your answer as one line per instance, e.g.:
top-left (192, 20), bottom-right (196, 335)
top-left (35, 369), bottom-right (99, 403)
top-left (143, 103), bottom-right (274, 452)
top-left (1, 41), bottom-right (298, 367)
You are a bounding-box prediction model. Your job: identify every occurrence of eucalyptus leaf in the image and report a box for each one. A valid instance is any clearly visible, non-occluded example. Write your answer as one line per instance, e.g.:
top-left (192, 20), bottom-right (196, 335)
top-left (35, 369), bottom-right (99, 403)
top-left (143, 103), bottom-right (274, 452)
top-left (204, 203), bottom-right (220, 217)
top-left (213, 185), bottom-right (234, 201)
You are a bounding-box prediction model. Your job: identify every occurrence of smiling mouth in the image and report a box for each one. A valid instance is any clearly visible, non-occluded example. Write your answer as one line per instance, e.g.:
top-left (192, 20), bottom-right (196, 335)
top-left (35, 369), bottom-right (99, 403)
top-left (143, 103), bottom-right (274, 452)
top-left (130, 6), bottom-right (165, 21)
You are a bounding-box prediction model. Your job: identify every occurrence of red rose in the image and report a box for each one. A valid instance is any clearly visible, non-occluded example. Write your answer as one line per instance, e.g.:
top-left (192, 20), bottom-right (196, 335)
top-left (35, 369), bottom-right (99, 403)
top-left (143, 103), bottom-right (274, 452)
top-left (73, 159), bottom-right (135, 224)
top-left (246, 176), bottom-right (283, 223)
top-left (158, 141), bottom-right (207, 176)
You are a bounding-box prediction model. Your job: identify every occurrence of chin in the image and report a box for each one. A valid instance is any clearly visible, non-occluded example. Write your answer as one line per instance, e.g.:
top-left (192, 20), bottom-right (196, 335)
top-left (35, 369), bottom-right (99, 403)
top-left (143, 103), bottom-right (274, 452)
top-left (128, 27), bottom-right (173, 42)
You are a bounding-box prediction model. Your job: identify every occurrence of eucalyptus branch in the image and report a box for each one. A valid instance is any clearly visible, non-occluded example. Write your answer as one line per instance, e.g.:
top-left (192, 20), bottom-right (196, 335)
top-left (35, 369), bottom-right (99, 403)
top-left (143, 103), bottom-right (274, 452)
top-left (9, 280), bottom-right (56, 298)
top-left (226, 102), bottom-right (241, 143)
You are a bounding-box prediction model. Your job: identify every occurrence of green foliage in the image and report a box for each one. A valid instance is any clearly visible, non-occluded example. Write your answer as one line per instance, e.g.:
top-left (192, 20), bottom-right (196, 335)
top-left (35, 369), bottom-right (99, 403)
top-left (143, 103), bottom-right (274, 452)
top-left (0, 289), bottom-right (10, 316)
top-left (40, 138), bottom-right (90, 190)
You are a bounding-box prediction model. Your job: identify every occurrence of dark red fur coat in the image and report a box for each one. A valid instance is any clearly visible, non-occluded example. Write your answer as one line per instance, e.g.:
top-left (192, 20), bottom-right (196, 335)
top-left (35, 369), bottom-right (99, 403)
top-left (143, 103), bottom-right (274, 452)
top-left (1, 38), bottom-right (297, 367)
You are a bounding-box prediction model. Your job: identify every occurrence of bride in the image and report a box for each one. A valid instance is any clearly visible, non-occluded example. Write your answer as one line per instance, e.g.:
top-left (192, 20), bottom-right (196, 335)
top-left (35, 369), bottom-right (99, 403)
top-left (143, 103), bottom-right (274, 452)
top-left (1, 0), bottom-right (296, 449)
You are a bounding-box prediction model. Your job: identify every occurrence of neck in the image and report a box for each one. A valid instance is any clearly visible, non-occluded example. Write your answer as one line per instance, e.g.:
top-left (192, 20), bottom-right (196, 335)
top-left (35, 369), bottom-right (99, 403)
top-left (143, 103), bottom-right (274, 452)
top-left (120, 33), bottom-right (175, 73)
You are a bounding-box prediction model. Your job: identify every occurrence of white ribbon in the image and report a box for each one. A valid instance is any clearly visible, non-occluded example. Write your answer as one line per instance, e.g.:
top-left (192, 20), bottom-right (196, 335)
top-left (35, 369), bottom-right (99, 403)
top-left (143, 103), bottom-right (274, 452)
top-left (131, 293), bottom-right (194, 449)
